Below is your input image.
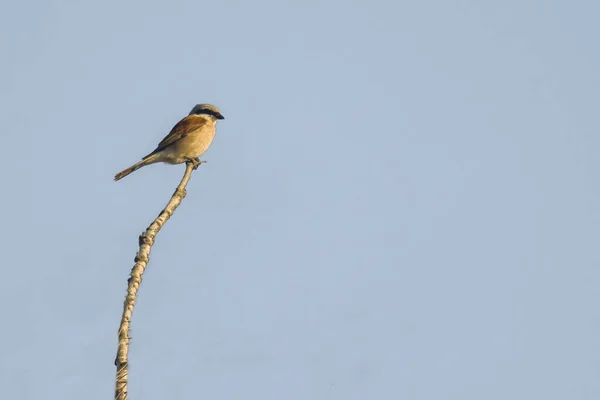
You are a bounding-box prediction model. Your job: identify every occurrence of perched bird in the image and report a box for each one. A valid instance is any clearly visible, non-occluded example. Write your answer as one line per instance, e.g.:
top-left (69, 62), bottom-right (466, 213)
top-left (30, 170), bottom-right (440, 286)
top-left (114, 104), bottom-right (224, 181)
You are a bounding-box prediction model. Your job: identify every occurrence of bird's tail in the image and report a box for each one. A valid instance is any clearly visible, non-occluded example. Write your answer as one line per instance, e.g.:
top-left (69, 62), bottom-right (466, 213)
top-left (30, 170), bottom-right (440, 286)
top-left (114, 154), bottom-right (159, 181)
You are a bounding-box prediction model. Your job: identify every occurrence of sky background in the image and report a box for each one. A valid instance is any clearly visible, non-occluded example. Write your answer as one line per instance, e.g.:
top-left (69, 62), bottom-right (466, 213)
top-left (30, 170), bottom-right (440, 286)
top-left (1, 0), bottom-right (599, 399)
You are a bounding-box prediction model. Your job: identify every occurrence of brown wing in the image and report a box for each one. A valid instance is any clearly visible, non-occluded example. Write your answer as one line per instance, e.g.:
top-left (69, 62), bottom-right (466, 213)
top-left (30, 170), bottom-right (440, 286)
top-left (143, 115), bottom-right (209, 159)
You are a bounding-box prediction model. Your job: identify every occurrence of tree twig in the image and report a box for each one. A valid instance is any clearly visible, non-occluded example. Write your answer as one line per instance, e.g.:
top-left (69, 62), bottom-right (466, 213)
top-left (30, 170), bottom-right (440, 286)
top-left (115, 162), bottom-right (197, 400)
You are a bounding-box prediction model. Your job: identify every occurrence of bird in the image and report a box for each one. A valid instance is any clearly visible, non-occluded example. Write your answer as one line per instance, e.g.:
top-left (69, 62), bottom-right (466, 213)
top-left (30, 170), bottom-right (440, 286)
top-left (114, 104), bottom-right (224, 181)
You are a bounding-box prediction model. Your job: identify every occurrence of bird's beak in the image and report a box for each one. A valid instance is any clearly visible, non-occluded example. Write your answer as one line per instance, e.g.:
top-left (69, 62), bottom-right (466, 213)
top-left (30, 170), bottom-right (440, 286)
top-left (216, 113), bottom-right (225, 120)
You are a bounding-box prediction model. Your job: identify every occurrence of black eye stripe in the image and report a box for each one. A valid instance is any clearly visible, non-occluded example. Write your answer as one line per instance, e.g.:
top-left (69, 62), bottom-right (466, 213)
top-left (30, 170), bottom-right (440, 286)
top-left (196, 109), bottom-right (219, 117)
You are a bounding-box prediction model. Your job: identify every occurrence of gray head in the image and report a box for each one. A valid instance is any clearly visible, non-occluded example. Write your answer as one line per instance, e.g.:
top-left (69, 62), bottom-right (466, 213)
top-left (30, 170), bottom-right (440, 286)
top-left (189, 104), bottom-right (225, 120)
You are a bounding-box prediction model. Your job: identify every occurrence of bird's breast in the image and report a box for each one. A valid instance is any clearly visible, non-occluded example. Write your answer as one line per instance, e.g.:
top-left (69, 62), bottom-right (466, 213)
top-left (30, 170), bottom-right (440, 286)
top-left (177, 126), bottom-right (216, 158)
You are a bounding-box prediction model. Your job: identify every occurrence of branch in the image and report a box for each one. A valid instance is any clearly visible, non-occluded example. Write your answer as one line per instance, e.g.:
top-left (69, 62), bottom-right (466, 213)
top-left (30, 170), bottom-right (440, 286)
top-left (115, 161), bottom-right (197, 400)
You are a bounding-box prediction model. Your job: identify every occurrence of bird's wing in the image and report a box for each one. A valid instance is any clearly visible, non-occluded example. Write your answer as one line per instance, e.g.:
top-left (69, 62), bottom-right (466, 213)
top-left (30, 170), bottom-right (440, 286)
top-left (143, 115), bottom-right (209, 159)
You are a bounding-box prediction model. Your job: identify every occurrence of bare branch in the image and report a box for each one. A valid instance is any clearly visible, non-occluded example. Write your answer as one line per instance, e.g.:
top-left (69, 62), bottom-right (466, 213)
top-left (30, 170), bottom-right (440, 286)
top-left (115, 161), bottom-right (197, 400)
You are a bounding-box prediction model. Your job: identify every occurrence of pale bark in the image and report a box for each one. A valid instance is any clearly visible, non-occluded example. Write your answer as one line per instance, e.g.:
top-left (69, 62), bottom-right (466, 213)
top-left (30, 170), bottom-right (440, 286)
top-left (115, 162), bottom-right (197, 400)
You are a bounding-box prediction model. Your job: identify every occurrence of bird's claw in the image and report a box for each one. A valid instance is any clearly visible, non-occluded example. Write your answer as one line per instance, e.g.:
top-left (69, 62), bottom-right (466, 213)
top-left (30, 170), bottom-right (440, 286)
top-left (186, 157), bottom-right (206, 170)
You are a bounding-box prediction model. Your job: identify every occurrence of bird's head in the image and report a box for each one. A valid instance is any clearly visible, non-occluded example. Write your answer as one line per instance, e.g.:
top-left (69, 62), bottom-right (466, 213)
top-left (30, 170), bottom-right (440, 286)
top-left (189, 104), bottom-right (225, 120)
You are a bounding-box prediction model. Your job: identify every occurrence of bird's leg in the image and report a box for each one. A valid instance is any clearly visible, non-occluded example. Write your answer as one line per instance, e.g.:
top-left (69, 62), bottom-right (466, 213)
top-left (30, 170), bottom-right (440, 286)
top-left (185, 157), bottom-right (206, 170)
top-left (184, 157), bottom-right (200, 169)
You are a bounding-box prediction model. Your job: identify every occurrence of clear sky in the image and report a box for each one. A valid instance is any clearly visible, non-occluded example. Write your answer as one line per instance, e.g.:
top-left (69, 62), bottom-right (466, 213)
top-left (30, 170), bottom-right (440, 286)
top-left (1, 1), bottom-right (598, 399)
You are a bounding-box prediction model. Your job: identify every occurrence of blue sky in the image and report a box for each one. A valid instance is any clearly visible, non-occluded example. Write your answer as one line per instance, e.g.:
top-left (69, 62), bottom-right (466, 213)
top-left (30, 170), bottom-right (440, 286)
top-left (1, 1), bottom-right (599, 399)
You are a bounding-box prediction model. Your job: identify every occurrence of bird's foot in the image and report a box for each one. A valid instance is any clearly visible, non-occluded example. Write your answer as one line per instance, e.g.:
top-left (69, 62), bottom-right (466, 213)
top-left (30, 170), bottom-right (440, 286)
top-left (185, 157), bottom-right (206, 170)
